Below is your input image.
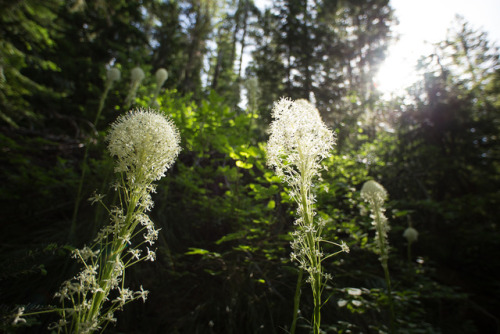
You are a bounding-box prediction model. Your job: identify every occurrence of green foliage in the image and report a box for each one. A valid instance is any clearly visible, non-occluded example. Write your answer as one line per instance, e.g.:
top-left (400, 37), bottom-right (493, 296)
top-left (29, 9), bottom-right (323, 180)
top-left (1, 86), bottom-right (495, 333)
top-left (0, 0), bottom-right (62, 126)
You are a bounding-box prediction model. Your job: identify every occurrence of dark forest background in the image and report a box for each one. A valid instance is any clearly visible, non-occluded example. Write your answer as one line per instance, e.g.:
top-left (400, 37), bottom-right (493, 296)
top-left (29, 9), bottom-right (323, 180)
top-left (1, 0), bottom-right (500, 333)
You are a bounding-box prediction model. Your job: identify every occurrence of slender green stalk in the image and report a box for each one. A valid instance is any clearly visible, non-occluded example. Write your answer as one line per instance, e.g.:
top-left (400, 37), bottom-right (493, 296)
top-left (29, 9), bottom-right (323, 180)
top-left (69, 144), bottom-right (90, 242)
top-left (69, 72), bottom-right (118, 242)
top-left (290, 268), bottom-right (303, 334)
top-left (83, 186), bottom-right (140, 326)
top-left (299, 176), bottom-right (322, 334)
top-left (382, 263), bottom-right (395, 333)
top-left (374, 204), bottom-right (395, 333)
top-left (407, 241), bottom-right (412, 263)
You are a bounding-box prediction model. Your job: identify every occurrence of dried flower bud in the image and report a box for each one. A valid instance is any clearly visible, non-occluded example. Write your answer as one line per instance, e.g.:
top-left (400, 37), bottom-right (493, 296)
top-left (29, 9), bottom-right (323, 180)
top-left (107, 108), bottom-right (181, 182)
top-left (155, 68), bottom-right (168, 87)
top-left (107, 68), bottom-right (121, 83)
top-left (403, 226), bottom-right (419, 243)
top-left (360, 180), bottom-right (388, 206)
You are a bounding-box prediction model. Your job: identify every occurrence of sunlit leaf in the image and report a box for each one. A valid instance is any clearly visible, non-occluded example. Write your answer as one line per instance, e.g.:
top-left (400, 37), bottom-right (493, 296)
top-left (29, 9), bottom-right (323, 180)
top-left (235, 160), bottom-right (253, 169)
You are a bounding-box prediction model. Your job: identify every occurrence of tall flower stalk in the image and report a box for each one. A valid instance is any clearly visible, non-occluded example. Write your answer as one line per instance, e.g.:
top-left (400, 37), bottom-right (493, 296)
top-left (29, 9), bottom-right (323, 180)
top-left (96, 68), bottom-right (121, 127)
top-left (267, 98), bottom-right (348, 334)
top-left (51, 109), bottom-right (181, 333)
top-left (69, 67), bottom-right (121, 242)
top-left (360, 180), bottom-right (395, 333)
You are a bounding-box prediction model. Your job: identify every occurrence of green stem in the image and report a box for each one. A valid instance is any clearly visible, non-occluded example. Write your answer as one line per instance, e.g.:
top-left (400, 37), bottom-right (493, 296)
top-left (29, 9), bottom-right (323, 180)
top-left (407, 241), bottom-right (412, 263)
top-left (382, 261), bottom-right (395, 334)
top-left (125, 82), bottom-right (139, 111)
top-left (83, 183), bottom-right (141, 328)
top-left (152, 87), bottom-right (161, 107)
top-left (68, 146), bottom-right (89, 243)
top-left (299, 172), bottom-right (322, 334)
top-left (290, 268), bottom-right (303, 334)
top-left (374, 205), bottom-right (395, 334)
top-left (313, 275), bottom-right (321, 334)
top-left (68, 82), bottom-right (112, 242)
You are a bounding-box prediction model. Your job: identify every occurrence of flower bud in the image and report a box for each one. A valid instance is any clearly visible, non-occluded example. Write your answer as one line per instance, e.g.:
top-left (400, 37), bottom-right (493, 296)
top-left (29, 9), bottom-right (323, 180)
top-left (107, 68), bottom-right (121, 83)
top-left (155, 68), bottom-right (168, 87)
top-left (360, 180), bottom-right (387, 206)
top-left (130, 67), bottom-right (145, 84)
top-left (403, 226), bottom-right (418, 243)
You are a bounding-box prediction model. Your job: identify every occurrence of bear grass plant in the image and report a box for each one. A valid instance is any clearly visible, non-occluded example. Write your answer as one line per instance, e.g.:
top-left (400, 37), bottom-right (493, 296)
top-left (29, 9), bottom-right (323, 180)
top-left (360, 180), bottom-right (395, 333)
top-left (403, 223), bottom-right (418, 262)
top-left (152, 68), bottom-right (168, 106)
top-left (13, 108), bottom-right (181, 333)
top-left (267, 98), bottom-right (349, 334)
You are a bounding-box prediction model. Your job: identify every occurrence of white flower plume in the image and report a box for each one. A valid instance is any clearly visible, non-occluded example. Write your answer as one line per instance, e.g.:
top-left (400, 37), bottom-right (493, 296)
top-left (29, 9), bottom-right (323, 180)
top-left (130, 67), bottom-right (145, 84)
top-left (360, 180), bottom-right (388, 207)
top-left (360, 180), bottom-right (390, 262)
top-left (107, 108), bottom-right (181, 182)
top-left (267, 98), bottom-right (335, 182)
top-left (106, 68), bottom-right (121, 83)
top-left (155, 68), bottom-right (168, 87)
top-left (403, 226), bottom-right (419, 243)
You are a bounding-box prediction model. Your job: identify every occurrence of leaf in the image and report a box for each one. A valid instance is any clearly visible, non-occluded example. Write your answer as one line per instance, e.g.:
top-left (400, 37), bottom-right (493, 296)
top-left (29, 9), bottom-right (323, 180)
top-left (229, 151), bottom-right (239, 160)
top-left (185, 248), bottom-right (220, 258)
top-left (215, 230), bottom-right (247, 245)
top-left (235, 160), bottom-right (253, 169)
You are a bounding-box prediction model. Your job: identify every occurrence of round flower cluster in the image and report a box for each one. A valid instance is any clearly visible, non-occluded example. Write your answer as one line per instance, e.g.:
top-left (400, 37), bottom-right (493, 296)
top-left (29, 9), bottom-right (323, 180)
top-left (267, 98), bottom-right (335, 183)
top-left (155, 68), bottom-right (168, 87)
top-left (106, 68), bottom-right (121, 83)
top-left (107, 108), bottom-right (181, 182)
top-left (360, 180), bottom-right (388, 207)
top-left (403, 226), bottom-right (419, 243)
top-left (130, 67), bottom-right (145, 84)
